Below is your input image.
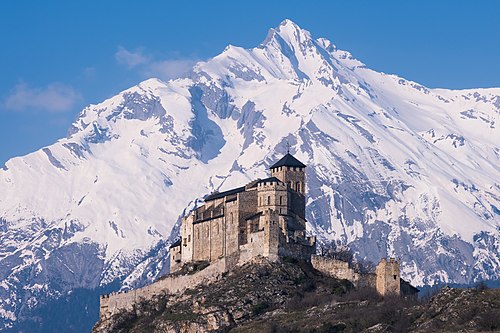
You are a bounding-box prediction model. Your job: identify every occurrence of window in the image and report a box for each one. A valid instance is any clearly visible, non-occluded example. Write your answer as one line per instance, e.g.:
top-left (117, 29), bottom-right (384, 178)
top-left (279, 196), bottom-right (282, 205)
top-left (230, 212), bottom-right (233, 224)
top-left (197, 229), bottom-right (200, 240)
top-left (216, 224), bottom-right (219, 235)
top-left (183, 238), bottom-right (187, 246)
top-left (267, 196), bottom-right (270, 205)
top-left (296, 182), bottom-right (301, 192)
top-left (393, 275), bottom-right (397, 280)
top-left (251, 221), bottom-right (259, 232)
top-left (188, 235), bottom-right (191, 242)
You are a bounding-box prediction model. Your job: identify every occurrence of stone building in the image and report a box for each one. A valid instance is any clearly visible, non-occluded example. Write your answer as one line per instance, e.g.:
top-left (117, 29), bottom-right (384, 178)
top-left (375, 258), bottom-right (401, 296)
top-left (169, 153), bottom-right (316, 273)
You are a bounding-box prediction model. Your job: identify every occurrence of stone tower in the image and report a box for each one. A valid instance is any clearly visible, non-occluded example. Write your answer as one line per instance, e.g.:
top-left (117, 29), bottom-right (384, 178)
top-left (375, 258), bottom-right (401, 296)
top-left (270, 153), bottom-right (306, 194)
top-left (270, 153), bottom-right (306, 219)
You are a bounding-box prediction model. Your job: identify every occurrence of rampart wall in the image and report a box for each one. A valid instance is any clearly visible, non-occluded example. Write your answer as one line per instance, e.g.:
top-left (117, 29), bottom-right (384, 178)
top-left (99, 258), bottom-right (227, 319)
top-left (311, 254), bottom-right (359, 282)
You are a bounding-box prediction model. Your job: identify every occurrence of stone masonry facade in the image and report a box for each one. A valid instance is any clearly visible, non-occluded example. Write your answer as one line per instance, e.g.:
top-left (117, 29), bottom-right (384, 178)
top-left (169, 153), bottom-right (316, 273)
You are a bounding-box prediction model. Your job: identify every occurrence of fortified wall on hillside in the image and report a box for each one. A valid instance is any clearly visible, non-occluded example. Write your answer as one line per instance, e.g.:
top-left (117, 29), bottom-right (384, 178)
top-left (99, 153), bottom-right (418, 318)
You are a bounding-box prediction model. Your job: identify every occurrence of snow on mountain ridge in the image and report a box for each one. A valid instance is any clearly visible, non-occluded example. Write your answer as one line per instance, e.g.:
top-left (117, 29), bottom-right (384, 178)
top-left (0, 19), bottom-right (499, 331)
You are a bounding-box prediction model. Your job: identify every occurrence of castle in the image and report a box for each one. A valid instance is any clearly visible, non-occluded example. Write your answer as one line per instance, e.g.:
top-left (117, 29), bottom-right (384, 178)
top-left (99, 153), bottom-right (416, 318)
top-left (169, 152), bottom-right (316, 273)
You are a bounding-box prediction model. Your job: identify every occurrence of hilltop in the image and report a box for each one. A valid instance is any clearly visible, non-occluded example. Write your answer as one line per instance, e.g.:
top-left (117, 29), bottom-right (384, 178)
top-left (92, 258), bottom-right (500, 333)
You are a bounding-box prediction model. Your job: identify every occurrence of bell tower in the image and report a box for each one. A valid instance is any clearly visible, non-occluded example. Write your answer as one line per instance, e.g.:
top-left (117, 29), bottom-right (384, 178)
top-left (269, 153), bottom-right (306, 195)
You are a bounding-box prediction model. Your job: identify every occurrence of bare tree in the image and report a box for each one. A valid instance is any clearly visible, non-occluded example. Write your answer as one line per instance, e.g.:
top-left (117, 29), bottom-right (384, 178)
top-left (352, 258), bottom-right (375, 274)
top-left (318, 240), bottom-right (374, 273)
top-left (319, 240), bottom-right (354, 265)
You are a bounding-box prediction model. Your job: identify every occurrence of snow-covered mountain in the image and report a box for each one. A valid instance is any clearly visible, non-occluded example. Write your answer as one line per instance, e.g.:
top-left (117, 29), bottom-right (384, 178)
top-left (0, 19), bottom-right (499, 331)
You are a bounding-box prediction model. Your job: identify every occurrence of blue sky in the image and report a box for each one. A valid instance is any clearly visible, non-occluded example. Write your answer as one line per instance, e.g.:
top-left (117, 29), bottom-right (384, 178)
top-left (1, 1), bottom-right (499, 165)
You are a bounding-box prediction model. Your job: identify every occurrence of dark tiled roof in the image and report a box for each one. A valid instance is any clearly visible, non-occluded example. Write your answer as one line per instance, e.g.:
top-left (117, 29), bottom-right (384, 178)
top-left (204, 186), bottom-right (246, 202)
top-left (270, 153), bottom-right (306, 169)
top-left (248, 177), bottom-right (282, 188)
top-left (169, 239), bottom-right (181, 248)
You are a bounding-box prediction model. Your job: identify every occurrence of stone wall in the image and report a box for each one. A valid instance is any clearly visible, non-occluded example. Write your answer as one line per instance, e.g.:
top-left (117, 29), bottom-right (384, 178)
top-left (100, 246), bottom-right (290, 319)
top-left (100, 258), bottom-right (228, 319)
top-left (289, 191), bottom-right (305, 219)
top-left (279, 240), bottom-right (316, 260)
top-left (263, 210), bottom-right (280, 260)
top-left (180, 215), bottom-right (194, 263)
top-left (225, 198), bottom-right (240, 258)
top-left (239, 230), bottom-right (265, 263)
top-left (192, 216), bottom-right (224, 262)
top-left (311, 255), bottom-right (359, 282)
top-left (237, 189), bottom-right (257, 244)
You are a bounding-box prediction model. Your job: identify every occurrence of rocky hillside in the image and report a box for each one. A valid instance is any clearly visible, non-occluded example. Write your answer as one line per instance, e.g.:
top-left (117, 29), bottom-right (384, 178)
top-left (92, 259), bottom-right (500, 333)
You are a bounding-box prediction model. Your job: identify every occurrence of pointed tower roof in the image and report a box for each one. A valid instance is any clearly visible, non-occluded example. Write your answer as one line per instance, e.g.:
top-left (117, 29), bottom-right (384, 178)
top-left (270, 153), bottom-right (306, 169)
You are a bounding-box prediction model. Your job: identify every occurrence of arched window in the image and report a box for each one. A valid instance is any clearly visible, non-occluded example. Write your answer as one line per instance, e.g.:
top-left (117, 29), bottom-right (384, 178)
top-left (296, 182), bottom-right (301, 192)
top-left (267, 196), bottom-right (270, 205)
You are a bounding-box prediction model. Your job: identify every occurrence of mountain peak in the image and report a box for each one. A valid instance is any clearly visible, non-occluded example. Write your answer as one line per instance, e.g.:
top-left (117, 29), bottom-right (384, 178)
top-left (261, 19), bottom-right (312, 47)
top-left (277, 18), bottom-right (301, 32)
